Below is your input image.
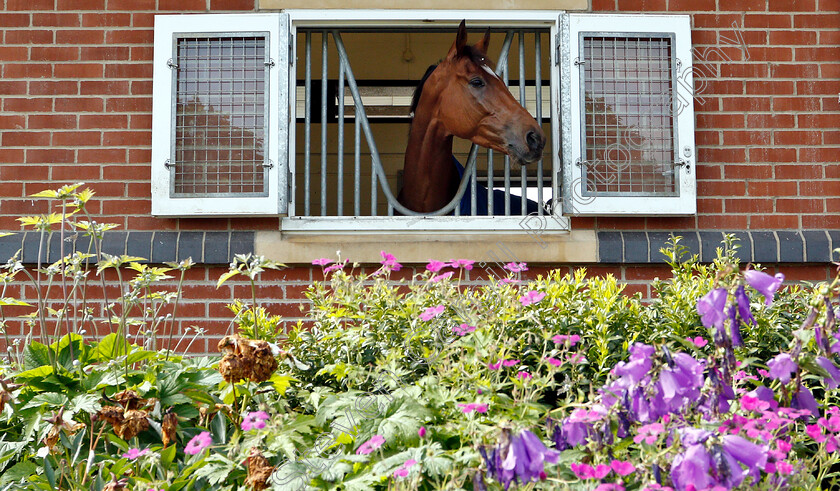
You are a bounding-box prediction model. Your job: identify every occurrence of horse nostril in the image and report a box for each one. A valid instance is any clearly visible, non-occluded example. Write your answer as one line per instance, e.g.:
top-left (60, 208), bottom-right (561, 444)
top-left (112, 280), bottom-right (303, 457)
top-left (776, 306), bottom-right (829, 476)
top-left (526, 130), bottom-right (543, 151)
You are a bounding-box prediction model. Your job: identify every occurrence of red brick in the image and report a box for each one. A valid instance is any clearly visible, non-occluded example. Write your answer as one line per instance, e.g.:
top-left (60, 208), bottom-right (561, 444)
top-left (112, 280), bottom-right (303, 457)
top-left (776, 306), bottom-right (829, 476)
top-left (697, 113), bottom-right (744, 128)
top-left (31, 46), bottom-right (80, 62)
top-left (130, 114), bottom-right (152, 129)
top-left (719, 63), bottom-right (768, 78)
top-left (794, 14), bottom-right (836, 28)
top-left (780, 265), bottom-right (831, 281)
top-left (102, 164), bottom-right (147, 178)
top-left (745, 46), bottom-right (793, 61)
top-left (160, 0), bottom-right (206, 8)
top-left (722, 130), bottom-right (771, 146)
top-left (695, 131), bottom-right (720, 146)
top-left (56, 30), bottom-right (104, 44)
top-left (746, 113), bottom-right (795, 128)
top-left (703, 79), bottom-right (744, 95)
top-left (697, 215), bottom-right (748, 229)
top-left (691, 30), bottom-right (718, 45)
top-left (698, 180), bottom-right (747, 197)
top-left (0, 149), bottom-right (26, 164)
top-left (828, 165), bottom-right (840, 178)
top-left (52, 131), bottom-right (100, 146)
top-left (126, 183), bottom-right (152, 198)
top-left (4, 98), bottom-right (52, 112)
top-left (770, 63), bottom-right (819, 78)
top-left (800, 181), bottom-right (840, 196)
top-left (57, 0), bottom-right (103, 7)
top-left (776, 198), bottom-right (823, 213)
top-left (129, 46), bottom-right (154, 61)
top-left (0, 13), bottom-right (31, 27)
top-left (821, 0), bottom-right (840, 9)
top-left (820, 31), bottom-right (840, 45)
top-left (776, 164), bottom-right (823, 179)
top-left (54, 97), bottom-right (102, 112)
top-left (803, 215), bottom-right (840, 228)
top-left (692, 14), bottom-right (742, 28)
top-left (824, 96), bottom-right (840, 111)
top-left (798, 113), bottom-right (840, 128)
top-left (744, 14), bottom-right (792, 28)
top-left (739, 31), bottom-right (768, 46)
top-left (821, 63), bottom-right (840, 78)
top-left (750, 215), bottom-right (800, 229)
top-left (723, 165), bottom-right (773, 179)
top-left (797, 80), bottom-right (839, 95)
top-left (772, 96), bottom-right (820, 111)
top-left (828, 198), bottom-right (840, 212)
top-left (131, 13), bottom-right (155, 28)
top-left (54, 63), bottom-right (103, 78)
top-left (795, 47), bottom-right (840, 62)
top-left (209, 0), bottom-right (255, 9)
top-left (78, 148), bottom-right (126, 164)
top-left (2, 131), bottom-right (50, 146)
top-left (80, 46), bottom-right (130, 61)
top-left (79, 114), bottom-right (128, 129)
top-left (26, 149), bottom-right (75, 163)
top-left (32, 13), bottom-right (79, 26)
top-left (725, 198), bottom-right (773, 214)
top-left (51, 164), bottom-right (100, 179)
top-left (130, 80), bottom-right (153, 95)
top-left (749, 147), bottom-right (796, 162)
top-left (3, 64), bottom-right (52, 78)
top-left (800, 147), bottom-right (840, 162)
top-left (80, 80), bottom-right (129, 95)
top-left (104, 64), bottom-right (153, 78)
top-left (102, 131), bottom-right (151, 146)
top-left (774, 130), bottom-right (822, 145)
top-left (0, 115), bottom-right (25, 129)
top-left (770, 0), bottom-right (815, 10)
top-left (721, 97), bottom-right (771, 112)
top-left (7, 0), bottom-right (54, 9)
top-left (770, 30), bottom-right (818, 45)
top-left (81, 13), bottom-right (130, 27)
top-left (5, 30), bottom-right (53, 45)
top-left (109, 0), bottom-right (156, 8)
top-left (745, 80), bottom-right (794, 95)
top-left (128, 148), bottom-right (151, 163)
top-left (591, 0), bottom-right (616, 9)
top-left (747, 181), bottom-right (798, 196)
top-left (28, 114), bottom-right (77, 129)
top-left (106, 97), bottom-right (152, 112)
top-left (105, 29), bottom-right (152, 44)
top-left (698, 148), bottom-right (746, 162)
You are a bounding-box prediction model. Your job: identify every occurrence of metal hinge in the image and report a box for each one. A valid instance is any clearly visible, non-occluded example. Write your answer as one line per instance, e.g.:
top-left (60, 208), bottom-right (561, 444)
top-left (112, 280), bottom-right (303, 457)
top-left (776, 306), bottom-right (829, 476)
top-left (166, 59), bottom-right (178, 69)
top-left (163, 159), bottom-right (173, 169)
top-left (289, 32), bottom-right (295, 66)
top-left (264, 59), bottom-right (275, 68)
top-left (555, 33), bottom-right (561, 66)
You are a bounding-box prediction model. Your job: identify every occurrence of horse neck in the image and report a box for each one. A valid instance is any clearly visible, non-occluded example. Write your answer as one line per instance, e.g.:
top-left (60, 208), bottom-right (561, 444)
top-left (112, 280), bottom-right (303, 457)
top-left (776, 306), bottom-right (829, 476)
top-left (400, 112), bottom-right (459, 212)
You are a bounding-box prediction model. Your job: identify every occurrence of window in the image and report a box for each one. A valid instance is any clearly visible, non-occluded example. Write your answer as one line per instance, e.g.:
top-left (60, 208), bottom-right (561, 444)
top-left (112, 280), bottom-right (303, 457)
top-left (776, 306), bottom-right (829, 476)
top-left (151, 11), bottom-right (695, 224)
top-left (151, 14), bottom-right (290, 216)
top-left (560, 14), bottom-right (696, 215)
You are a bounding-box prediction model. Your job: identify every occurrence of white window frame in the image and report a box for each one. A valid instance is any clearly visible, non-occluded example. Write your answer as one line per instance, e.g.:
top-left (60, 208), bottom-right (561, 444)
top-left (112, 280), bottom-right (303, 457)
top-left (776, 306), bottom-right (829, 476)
top-left (151, 13), bottom-right (289, 217)
top-left (281, 10), bottom-right (569, 233)
top-left (561, 13), bottom-right (696, 216)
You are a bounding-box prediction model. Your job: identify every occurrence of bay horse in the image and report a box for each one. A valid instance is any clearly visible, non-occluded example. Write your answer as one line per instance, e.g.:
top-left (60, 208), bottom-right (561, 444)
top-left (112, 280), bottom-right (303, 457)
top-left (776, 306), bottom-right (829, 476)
top-left (397, 21), bottom-right (546, 215)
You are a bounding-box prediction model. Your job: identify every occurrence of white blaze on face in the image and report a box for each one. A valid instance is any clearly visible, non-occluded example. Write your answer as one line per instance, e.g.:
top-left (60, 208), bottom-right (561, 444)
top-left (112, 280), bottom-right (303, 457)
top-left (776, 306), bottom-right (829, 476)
top-left (481, 64), bottom-right (500, 81)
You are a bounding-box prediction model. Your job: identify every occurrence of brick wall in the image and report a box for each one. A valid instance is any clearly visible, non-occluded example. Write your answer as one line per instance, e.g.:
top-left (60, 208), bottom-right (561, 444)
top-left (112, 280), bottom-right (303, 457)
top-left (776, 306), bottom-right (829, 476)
top-left (0, 1), bottom-right (837, 353)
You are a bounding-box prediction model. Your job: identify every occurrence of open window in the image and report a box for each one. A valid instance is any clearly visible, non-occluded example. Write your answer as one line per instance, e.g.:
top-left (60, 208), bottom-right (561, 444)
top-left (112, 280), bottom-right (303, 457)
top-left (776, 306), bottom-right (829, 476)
top-left (560, 13), bottom-right (696, 216)
top-left (151, 13), bottom-right (289, 216)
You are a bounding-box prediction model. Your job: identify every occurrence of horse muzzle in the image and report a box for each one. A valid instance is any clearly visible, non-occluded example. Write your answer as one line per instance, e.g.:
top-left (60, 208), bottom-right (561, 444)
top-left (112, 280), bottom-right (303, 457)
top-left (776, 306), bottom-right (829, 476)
top-left (507, 126), bottom-right (546, 164)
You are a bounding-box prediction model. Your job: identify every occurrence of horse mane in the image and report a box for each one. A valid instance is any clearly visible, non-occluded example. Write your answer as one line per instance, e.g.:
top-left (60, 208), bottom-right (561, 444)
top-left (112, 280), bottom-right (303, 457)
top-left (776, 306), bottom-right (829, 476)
top-left (409, 46), bottom-right (492, 120)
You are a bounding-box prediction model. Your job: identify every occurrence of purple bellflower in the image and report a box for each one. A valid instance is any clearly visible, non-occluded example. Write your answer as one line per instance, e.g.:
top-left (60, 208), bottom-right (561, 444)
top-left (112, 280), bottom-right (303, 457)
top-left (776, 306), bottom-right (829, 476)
top-left (744, 270), bottom-right (784, 305)
top-left (767, 353), bottom-right (797, 384)
top-left (697, 288), bottom-right (728, 330)
top-left (816, 356), bottom-right (840, 389)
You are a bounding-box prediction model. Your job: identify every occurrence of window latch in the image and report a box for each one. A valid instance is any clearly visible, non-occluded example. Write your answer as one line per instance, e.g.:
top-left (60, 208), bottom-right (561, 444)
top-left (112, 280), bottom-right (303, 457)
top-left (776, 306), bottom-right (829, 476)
top-left (164, 159), bottom-right (174, 169)
top-left (573, 57), bottom-right (586, 66)
top-left (166, 59), bottom-right (178, 69)
top-left (263, 160), bottom-right (274, 169)
top-left (264, 59), bottom-right (276, 68)
top-left (674, 159), bottom-right (691, 173)
top-left (575, 158), bottom-right (590, 167)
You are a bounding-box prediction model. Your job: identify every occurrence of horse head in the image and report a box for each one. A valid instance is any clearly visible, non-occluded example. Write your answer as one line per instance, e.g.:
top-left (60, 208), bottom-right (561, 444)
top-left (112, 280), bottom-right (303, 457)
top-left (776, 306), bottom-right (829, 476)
top-left (418, 20), bottom-right (546, 164)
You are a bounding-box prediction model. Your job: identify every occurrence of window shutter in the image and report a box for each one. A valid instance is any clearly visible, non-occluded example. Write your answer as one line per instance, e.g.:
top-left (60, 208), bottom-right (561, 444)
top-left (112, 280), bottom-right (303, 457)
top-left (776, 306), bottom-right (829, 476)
top-left (560, 14), bottom-right (696, 216)
top-left (152, 13), bottom-right (290, 216)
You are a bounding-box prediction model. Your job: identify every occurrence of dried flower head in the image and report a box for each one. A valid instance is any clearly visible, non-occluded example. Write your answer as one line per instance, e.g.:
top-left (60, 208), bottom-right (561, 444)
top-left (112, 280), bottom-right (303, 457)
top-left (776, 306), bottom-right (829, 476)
top-left (245, 447), bottom-right (274, 490)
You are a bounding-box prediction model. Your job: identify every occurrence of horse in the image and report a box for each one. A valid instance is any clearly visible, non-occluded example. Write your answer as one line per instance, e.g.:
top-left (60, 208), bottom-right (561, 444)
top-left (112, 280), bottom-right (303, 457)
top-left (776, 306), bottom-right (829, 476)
top-left (397, 20), bottom-right (546, 215)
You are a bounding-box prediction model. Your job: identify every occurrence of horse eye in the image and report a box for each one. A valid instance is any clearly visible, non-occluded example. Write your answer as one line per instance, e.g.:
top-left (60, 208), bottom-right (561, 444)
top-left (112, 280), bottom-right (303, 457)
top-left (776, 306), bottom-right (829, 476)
top-left (469, 78), bottom-right (485, 88)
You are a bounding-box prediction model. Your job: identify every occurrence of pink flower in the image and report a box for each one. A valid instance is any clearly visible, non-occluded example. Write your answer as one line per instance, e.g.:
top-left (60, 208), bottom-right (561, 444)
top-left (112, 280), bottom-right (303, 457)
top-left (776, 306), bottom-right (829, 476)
top-left (633, 422), bottom-right (664, 445)
top-left (545, 356), bottom-right (563, 367)
top-left (380, 251), bottom-right (402, 271)
top-left (686, 336), bottom-right (708, 348)
top-left (499, 278), bottom-right (520, 284)
top-left (312, 258), bottom-right (332, 266)
top-left (807, 424), bottom-right (826, 443)
top-left (122, 448), bottom-right (148, 460)
top-left (420, 305), bottom-right (444, 321)
top-left (740, 395), bottom-right (769, 413)
top-left (611, 459), bottom-right (636, 476)
top-left (570, 462), bottom-right (594, 479)
top-left (393, 459), bottom-right (418, 478)
top-left (324, 261), bottom-right (347, 273)
top-left (519, 290), bottom-right (545, 306)
top-left (516, 371), bottom-right (531, 380)
top-left (452, 323), bottom-right (476, 336)
top-left (488, 360), bottom-right (502, 370)
top-left (458, 403), bottom-right (488, 414)
top-left (356, 434), bottom-right (385, 455)
top-left (567, 353), bottom-right (587, 364)
top-left (430, 272), bottom-right (454, 283)
top-left (504, 262), bottom-right (528, 273)
top-left (241, 411), bottom-right (270, 431)
top-left (553, 334), bottom-right (581, 346)
top-left (447, 259), bottom-right (474, 270)
top-left (595, 485), bottom-right (625, 491)
top-left (592, 464), bottom-right (611, 479)
top-left (418, 426), bottom-right (426, 438)
top-left (426, 260), bottom-right (448, 272)
top-left (776, 461), bottom-right (794, 475)
top-left (502, 359), bottom-right (520, 367)
top-left (185, 431), bottom-right (212, 455)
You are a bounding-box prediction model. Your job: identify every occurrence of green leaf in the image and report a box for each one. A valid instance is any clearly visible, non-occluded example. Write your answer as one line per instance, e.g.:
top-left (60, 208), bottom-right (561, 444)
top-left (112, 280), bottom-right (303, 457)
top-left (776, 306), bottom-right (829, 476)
top-left (14, 365), bottom-right (54, 382)
top-left (216, 270), bottom-right (239, 288)
top-left (270, 374), bottom-right (295, 396)
top-left (210, 412), bottom-right (228, 445)
top-left (96, 333), bottom-right (122, 360)
top-left (69, 393), bottom-right (101, 416)
top-left (21, 392), bottom-right (69, 412)
top-left (160, 444), bottom-right (177, 471)
top-left (24, 342), bottom-right (52, 369)
top-left (44, 457), bottom-right (56, 489)
top-left (0, 461), bottom-right (38, 486)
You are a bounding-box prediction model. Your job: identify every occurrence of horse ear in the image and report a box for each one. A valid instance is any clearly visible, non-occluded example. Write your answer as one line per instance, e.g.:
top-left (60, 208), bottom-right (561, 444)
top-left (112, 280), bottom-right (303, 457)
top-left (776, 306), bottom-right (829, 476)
top-left (474, 28), bottom-right (491, 54)
top-left (447, 20), bottom-right (468, 60)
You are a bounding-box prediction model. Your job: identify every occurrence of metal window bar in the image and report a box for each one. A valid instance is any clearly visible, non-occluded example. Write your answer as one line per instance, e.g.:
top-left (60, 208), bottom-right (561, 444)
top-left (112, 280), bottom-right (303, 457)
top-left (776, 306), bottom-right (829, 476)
top-left (171, 34), bottom-right (269, 198)
top-left (296, 28), bottom-right (549, 217)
